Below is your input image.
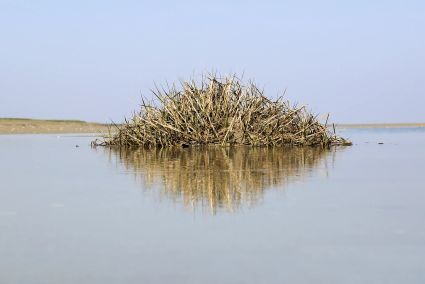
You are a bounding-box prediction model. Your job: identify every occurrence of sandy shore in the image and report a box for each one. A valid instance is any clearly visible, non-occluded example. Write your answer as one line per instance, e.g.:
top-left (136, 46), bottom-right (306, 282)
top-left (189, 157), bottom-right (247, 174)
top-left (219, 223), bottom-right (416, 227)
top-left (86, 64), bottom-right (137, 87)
top-left (0, 118), bottom-right (111, 134)
top-left (1, 118), bottom-right (424, 135)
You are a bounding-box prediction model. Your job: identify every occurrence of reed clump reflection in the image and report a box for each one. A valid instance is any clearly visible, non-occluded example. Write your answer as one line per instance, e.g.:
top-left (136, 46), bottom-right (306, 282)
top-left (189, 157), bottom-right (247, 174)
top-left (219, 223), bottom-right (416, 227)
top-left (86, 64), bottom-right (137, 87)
top-left (108, 146), bottom-right (334, 213)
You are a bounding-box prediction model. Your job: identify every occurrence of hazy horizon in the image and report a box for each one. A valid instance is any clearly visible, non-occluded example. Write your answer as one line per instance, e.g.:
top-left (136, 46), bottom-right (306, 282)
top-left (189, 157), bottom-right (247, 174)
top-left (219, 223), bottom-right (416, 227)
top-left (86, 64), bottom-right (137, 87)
top-left (1, 0), bottom-right (424, 124)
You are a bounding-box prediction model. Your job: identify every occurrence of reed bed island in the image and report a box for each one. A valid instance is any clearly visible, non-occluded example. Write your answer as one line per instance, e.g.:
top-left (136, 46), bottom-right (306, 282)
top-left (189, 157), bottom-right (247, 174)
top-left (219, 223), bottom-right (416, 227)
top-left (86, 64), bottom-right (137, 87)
top-left (94, 75), bottom-right (350, 148)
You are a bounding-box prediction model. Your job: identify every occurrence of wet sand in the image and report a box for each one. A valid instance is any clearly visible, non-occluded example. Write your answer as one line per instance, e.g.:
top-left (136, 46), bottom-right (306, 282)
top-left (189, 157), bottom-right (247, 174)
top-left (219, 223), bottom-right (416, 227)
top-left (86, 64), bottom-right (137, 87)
top-left (0, 118), bottom-right (111, 134)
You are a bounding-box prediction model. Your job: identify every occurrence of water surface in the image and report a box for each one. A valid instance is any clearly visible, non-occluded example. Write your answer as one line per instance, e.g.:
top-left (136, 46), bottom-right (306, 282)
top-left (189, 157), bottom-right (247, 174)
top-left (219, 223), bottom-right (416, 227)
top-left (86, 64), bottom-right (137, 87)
top-left (1, 128), bottom-right (424, 283)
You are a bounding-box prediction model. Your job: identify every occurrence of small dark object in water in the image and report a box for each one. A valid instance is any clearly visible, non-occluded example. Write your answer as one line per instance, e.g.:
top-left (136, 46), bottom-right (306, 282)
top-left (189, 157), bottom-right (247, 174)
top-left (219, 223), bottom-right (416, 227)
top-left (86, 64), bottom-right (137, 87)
top-left (378, 142), bottom-right (384, 145)
top-left (75, 145), bottom-right (80, 148)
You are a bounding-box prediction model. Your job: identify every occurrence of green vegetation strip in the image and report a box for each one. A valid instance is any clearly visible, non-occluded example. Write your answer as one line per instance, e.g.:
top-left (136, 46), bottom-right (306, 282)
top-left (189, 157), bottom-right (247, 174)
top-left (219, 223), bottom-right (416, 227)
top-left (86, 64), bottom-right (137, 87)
top-left (0, 118), bottom-right (86, 123)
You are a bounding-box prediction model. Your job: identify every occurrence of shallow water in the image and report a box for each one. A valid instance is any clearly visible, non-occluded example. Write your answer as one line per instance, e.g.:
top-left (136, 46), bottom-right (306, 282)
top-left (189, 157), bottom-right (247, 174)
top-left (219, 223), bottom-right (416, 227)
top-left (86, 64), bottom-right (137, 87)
top-left (1, 128), bottom-right (425, 284)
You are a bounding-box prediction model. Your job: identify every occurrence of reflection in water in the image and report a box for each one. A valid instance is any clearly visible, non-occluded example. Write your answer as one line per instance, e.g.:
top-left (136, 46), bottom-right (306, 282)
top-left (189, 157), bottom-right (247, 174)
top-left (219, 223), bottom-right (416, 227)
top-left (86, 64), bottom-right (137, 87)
top-left (105, 146), bottom-right (337, 213)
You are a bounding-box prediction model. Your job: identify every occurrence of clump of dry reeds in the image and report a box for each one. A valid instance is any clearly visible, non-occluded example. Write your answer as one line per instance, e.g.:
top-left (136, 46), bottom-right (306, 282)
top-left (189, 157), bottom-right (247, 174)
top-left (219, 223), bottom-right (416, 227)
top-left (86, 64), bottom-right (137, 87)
top-left (94, 74), bottom-right (350, 147)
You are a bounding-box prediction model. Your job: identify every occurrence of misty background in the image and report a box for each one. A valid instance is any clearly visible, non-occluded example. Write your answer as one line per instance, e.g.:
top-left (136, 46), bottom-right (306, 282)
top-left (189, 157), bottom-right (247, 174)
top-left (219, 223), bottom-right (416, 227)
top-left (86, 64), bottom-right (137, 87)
top-left (1, 0), bottom-right (424, 123)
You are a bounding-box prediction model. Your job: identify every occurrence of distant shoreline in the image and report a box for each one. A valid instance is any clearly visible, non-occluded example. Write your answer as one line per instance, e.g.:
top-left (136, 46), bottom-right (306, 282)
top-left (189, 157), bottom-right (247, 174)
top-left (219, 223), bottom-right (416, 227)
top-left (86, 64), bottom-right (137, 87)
top-left (0, 118), bottom-right (111, 135)
top-left (335, 123), bottom-right (425, 129)
top-left (0, 118), bottom-right (424, 135)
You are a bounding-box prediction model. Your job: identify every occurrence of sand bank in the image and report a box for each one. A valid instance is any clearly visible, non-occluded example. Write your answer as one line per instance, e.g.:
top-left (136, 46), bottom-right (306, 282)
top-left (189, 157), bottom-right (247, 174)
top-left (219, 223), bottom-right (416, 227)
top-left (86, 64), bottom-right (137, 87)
top-left (0, 118), bottom-right (110, 134)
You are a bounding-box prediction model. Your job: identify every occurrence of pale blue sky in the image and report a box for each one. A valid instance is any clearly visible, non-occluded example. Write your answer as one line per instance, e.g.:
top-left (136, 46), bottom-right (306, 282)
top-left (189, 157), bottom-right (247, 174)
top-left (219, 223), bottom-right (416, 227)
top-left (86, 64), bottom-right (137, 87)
top-left (1, 0), bottom-right (424, 123)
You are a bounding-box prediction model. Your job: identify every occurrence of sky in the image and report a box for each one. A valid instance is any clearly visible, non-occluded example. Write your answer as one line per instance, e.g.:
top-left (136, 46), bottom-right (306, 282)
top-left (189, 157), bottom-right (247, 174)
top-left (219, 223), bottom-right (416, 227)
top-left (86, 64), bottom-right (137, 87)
top-left (1, 0), bottom-right (424, 123)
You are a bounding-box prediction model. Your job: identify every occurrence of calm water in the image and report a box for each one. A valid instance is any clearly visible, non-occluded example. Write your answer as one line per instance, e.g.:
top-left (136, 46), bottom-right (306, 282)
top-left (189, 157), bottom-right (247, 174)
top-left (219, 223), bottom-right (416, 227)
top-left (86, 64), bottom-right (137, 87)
top-left (1, 128), bottom-right (424, 284)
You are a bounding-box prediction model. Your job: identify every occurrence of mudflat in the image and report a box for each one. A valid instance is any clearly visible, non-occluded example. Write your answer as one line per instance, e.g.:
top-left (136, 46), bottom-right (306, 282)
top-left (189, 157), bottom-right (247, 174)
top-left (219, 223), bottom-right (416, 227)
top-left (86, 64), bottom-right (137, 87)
top-left (0, 118), bottom-right (111, 134)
